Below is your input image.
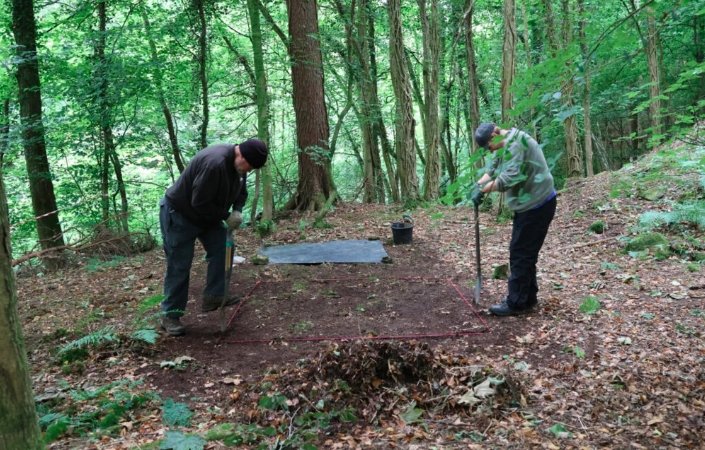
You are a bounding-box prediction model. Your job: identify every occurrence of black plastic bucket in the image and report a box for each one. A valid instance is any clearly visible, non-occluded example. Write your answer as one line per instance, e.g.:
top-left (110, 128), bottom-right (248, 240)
top-left (391, 221), bottom-right (413, 244)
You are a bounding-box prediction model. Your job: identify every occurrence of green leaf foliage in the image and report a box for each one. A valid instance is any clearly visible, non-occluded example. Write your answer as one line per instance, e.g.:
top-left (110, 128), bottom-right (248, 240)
top-left (159, 431), bottom-right (206, 450)
top-left (162, 398), bottom-right (193, 427)
top-left (131, 328), bottom-right (159, 345)
top-left (399, 400), bottom-right (424, 424)
top-left (257, 393), bottom-right (289, 411)
top-left (57, 327), bottom-right (118, 362)
top-left (579, 296), bottom-right (601, 315)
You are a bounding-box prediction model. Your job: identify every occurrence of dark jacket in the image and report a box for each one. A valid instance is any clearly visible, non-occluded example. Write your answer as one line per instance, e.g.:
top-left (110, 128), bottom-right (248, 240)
top-left (165, 144), bottom-right (247, 228)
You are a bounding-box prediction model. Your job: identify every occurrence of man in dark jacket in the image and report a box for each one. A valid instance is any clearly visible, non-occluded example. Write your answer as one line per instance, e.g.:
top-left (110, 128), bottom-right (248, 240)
top-left (473, 123), bottom-right (556, 316)
top-left (159, 139), bottom-right (268, 336)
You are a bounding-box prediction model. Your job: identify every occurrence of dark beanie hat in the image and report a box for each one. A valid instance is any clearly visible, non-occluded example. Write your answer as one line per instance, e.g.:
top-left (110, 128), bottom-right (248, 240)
top-left (474, 123), bottom-right (496, 148)
top-left (239, 139), bottom-right (268, 169)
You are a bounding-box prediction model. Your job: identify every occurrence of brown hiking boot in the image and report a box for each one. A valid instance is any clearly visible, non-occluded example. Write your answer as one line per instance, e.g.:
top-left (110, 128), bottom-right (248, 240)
top-left (201, 294), bottom-right (241, 312)
top-left (160, 316), bottom-right (185, 336)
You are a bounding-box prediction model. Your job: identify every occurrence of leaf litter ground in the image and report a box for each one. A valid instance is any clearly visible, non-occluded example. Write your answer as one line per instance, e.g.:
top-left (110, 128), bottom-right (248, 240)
top-left (17, 150), bottom-right (705, 448)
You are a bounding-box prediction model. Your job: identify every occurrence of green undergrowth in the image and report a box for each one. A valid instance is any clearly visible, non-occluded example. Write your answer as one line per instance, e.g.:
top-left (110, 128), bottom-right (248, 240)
top-left (55, 294), bottom-right (164, 370)
top-left (609, 143), bottom-right (705, 262)
top-left (37, 379), bottom-right (160, 444)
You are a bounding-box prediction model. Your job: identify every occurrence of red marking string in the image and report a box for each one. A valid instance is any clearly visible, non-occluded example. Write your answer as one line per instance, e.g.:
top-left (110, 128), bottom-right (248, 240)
top-left (223, 276), bottom-right (490, 345)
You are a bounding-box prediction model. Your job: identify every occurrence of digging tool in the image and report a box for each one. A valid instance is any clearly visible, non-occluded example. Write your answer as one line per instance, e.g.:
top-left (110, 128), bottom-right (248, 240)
top-left (220, 228), bottom-right (235, 332)
top-left (473, 203), bottom-right (481, 305)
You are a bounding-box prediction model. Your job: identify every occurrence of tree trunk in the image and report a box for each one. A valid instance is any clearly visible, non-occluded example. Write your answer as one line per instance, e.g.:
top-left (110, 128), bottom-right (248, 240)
top-left (0, 99), bottom-right (9, 170)
top-left (578, 0), bottom-right (594, 176)
top-left (695, 15), bottom-right (705, 97)
top-left (193, 0), bottom-right (209, 149)
top-left (542, 0), bottom-right (559, 52)
top-left (95, 0), bottom-right (128, 233)
top-left (11, 0), bottom-right (65, 262)
top-left (95, 1), bottom-right (129, 233)
top-left (0, 175), bottom-right (42, 449)
top-left (463, 0), bottom-right (484, 168)
top-left (520, 0), bottom-right (538, 138)
top-left (247, 0), bottom-right (274, 223)
top-left (355, 0), bottom-right (383, 203)
top-left (366, 9), bottom-right (398, 202)
top-left (501, 0), bottom-right (516, 124)
top-left (561, 0), bottom-right (582, 178)
top-left (645, 5), bottom-right (662, 139)
top-left (140, 2), bottom-right (184, 173)
top-left (418, 0), bottom-right (441, 200)
top-left (284, 0), bottom-right (333, 212)
top-left (388, 0), bottom-right (419, 202)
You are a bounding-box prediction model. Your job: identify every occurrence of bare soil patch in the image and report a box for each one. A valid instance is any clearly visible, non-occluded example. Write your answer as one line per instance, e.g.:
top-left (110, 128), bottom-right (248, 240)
top-left (16, 170), bottom-right (705, 448)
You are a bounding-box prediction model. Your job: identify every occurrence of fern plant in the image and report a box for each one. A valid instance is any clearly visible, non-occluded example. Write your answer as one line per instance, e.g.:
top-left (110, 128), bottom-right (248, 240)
top-left (58, 327), bottom-right (118, 362)
top-left (639, 200), bottom-right (705, 230)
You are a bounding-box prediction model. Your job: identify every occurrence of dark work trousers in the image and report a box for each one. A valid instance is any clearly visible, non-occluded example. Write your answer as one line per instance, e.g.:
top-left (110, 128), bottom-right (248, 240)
top-left (506, 196), bottom-right (557, 309)
top-left (159, 198), bottom-right (226, 318)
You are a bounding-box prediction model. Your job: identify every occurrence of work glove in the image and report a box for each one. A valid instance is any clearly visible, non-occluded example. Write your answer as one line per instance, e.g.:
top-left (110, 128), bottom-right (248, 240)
top-left (471, 185), bottom-right (485, 207)
top-left (225, 210), bottom-right (242, 230)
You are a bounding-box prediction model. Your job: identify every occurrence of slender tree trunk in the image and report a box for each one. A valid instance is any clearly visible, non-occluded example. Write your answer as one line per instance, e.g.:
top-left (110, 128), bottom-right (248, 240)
top-left (0, 99), bottom-right (9, 170)
top-left (140, 3), bottom-right (184, 173)
top-left (561, 0), bottom-right (582, 177)
top-left (95, 1), bottom-right (128, 232)
top-left (193, 0), bottom-right (209, 149)
top-left (542, 0), bottom-right (559, 53)
top-left (578, 0), bottom-right (594, 176)
top-left (695, 15), bottom-right (705, 97)
top-left (285, 0), bottom-right (333, 212)
top-left (0, 174), bottom-right (42, 449)
top-left (366, 10), bottom-right (398, 202)
top-left (521, 0), bottom-right (538, 138)
top-left (11, 0), bottom-right (65, 262)
top-left (101, 135), bottom-right (109, 224)
top-left (388, 0), bottom-right (419, 202)
top-left (501, 0), bottom-right (516, 124)
top-left (645, 5), bottom-right (662, 139)
top-left (247, 0), bottom-right (274, 223)
top-left (418, 0), bottom-right (441, 200)
top-left (355, 0), bottom-right (383, 203)
top-left (463, 0), bottom-right (483, 167)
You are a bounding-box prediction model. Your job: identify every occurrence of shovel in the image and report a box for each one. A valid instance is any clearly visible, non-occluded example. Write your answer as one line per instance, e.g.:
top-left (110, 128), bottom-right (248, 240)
top-left (220, 229), bottom-right (235, 332)
top-left (473, 203), bottom-right (481, 305)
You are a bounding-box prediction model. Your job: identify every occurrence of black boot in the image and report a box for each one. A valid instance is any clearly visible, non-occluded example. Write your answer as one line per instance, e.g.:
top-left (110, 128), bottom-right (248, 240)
top-left (488, 300), bottom-right (533, 316)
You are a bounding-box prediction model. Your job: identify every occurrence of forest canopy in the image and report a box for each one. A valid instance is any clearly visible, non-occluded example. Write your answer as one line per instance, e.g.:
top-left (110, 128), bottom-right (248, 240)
top-left (1, 0), bottom-right (704, 261)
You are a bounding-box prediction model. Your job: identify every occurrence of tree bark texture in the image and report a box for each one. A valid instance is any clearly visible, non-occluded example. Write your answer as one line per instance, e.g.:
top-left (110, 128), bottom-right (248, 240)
top-left (695, 15), bottom-right (705, 97)
top-left (520, 0), bottom-right (538, 138)
top-left (366, 10), bottom-right (398, 202)
top-left (561, 0), bottom-right (582, 178)
top-left (0, 175), bottom-right (42, 449)
top-left (193, 0), bottom-right (209, 149)
top-left (463, 0), bottom-right (483, 167)
top-left (501, 0), bottom-right (516, 124)
top-left (140, 4), bottom-right (184, 174)
top-left (285, 0), bottom-right (333, 212)
top-left (542, 0), bottom-right (559, 54)
top-left (578, 0), bottom-right (594, 176)
top-left (388, 0), bottom-right (419, 202)
top-left (0, 99), bottom-right (9, 170)
top-left (11, 0), bottom-right (65, 257)
top-left (247, 0), bottom-right (274, 223)
top-left (96, 0), bottom-right (129, 233)
top-left (418, 0), bottom-right (441, 200)
top-left (645, 6), bottom-right (662, 138)
top-left (355, 0), bottom-right (384, 203)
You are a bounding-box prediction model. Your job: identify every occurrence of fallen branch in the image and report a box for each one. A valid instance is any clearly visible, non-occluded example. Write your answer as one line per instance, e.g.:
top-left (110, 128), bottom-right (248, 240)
top-left (11, 234), bottom-right (142, 267)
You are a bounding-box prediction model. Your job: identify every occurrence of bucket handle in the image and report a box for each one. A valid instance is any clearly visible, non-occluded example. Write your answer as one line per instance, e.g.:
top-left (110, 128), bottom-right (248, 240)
top-left (402, 214), bottom-right (413, 224)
